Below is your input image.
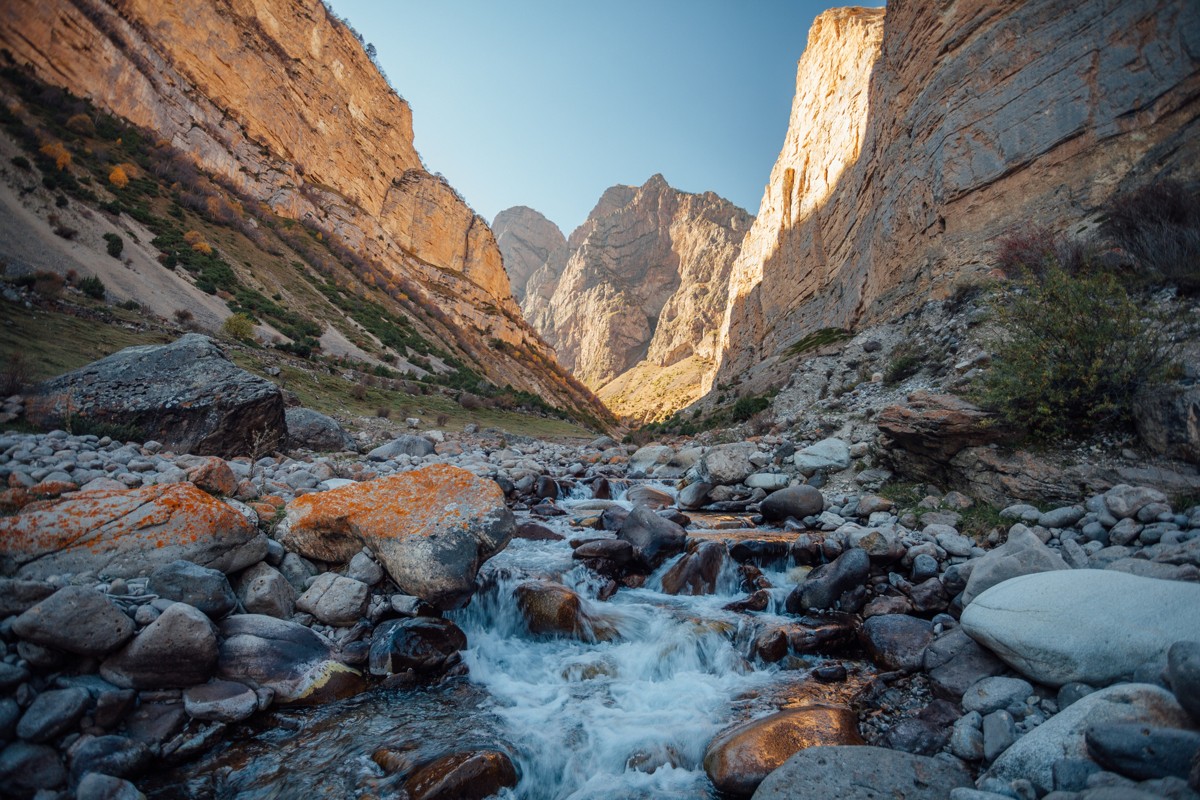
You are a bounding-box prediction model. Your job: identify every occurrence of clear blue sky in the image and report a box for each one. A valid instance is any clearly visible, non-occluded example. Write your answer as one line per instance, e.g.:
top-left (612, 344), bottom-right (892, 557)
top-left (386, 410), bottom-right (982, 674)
top-left (329, 1), bottom-right (849, 236)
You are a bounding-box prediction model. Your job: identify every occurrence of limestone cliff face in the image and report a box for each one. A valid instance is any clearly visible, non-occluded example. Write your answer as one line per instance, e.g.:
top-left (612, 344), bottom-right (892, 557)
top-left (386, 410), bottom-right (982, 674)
top-left (709, 1), bottom-right (1200, 391)
top-left (493, 206), bottom-right (567, 304)
top-left (0, 0), bottom-right (604, 416)
top-left (519, 176), bottom-right (751, 421)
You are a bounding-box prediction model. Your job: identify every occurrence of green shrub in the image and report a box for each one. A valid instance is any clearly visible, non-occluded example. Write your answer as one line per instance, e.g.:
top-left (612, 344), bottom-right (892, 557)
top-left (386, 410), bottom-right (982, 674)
top-left (103, 232), bottom-right (123, 258)
top-left (222, 312), bottom-right (255, 342)
top-left (731, 394), bottom-right (770, 422)
top-left (10, 155), bottom-right (30, 170)
top-left (977, 261), bottom-right (1172, 440)
top-left (884, 340), bottom-right (926, 385)
top-left (78, 275), bottom-right (106, 299)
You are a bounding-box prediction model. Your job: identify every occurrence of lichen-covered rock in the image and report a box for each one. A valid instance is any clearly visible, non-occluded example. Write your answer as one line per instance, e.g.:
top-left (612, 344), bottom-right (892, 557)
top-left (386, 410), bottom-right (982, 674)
top-left (0, 483), bottom-right (267, 579)
top-left (24, 335), bottom-right (285, 458)
top-left (277, 465), bottom-right (514, 609)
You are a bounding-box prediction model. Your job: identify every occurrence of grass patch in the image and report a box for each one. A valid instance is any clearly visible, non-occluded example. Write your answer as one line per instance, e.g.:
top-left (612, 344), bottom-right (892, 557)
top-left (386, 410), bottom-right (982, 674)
top-left (783, 328), bottom-right (852, 358)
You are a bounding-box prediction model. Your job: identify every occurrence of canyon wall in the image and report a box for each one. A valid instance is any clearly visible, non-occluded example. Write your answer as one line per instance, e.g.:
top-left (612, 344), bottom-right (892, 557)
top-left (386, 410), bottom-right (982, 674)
top-left (500, 176), bottom-right (751, 421)
top-left (0, 0), bottom-right (605, 417)
top-left (708, 0), bottom-right (1200, 392)
top-left (492, 206), bottom-right (567, 304)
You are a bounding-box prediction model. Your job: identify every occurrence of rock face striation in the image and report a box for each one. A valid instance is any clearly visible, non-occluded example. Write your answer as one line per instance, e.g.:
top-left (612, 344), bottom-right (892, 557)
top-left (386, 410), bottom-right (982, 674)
top-left (707, 1), bottom-right (1200, 393)
top-left (499, 176), bottom-right (751, 421)
top-left (0, 0), bottom-right (605, 419)
top-left (492, 206), bottom-right (568, 305)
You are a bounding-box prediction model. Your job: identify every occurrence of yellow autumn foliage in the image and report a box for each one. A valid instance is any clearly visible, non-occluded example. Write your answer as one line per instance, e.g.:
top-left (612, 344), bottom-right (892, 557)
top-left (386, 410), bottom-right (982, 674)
top-left (39, 142), bottom-right (71, 171)
top-left (108, 165), bottom-right (129, 189)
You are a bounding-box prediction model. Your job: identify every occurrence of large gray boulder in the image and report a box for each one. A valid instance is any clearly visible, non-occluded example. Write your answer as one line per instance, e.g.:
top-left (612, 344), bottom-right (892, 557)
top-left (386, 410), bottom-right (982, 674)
top-left (13, 586), bottom-right (134, 657)
top-left (285, 407), bottom-right (356, 452)
top-left (147, 560), bottom-right (236, 619)
top-left (752, 745), bottom-right (972, 800)
top-left (962, 569), bottom-right (1200, 687)
top-left (961, 526), bottom-right (1068, 605)
top-left (366, 435), bottom-right (434, 461)
top-left (698, 442), bottom-right (758, 486)
top-left (983, 683), bottom-right (1191, 793)
top-left (23, 334), bottom-right (285, 458)
top-left (617, 506), bottom-right (687, 569)
top-left (793, 438), bottom-right (851, 476)
top-left (100, 603), bottom-right (218, 689)
top-left (761, 485), bottom-right (824, 523)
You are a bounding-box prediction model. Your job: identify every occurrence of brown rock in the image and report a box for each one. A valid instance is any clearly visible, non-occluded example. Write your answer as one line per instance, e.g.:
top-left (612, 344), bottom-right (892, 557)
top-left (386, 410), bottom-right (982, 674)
top-left (180, 456), bottom-right (238, 496)
top-left (877, 392), bottom-right (1006, 463)
top-left (702, 705), bottom-right (864, 797)
top-left (403, 750), bottom-right (518, 800)
top-left (514, 580), bottom-right (613, 642)
top-left (278, 465), bottom-right (514, 610)
top-left (659, 541), bottom-right (728, 596)
top-left (0, 483), bottom-right (267, 579)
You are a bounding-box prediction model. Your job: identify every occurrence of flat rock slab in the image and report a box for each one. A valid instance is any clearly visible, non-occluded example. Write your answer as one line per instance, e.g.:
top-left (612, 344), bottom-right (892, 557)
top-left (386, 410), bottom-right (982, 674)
top-left (961, 569), bottom-right (1200, 687)
top-left (278, 465), bottom-right (514, 610)
top-left (24, 334), bottom-right (285, 458)
top-left (984, 683), bottom-right (1191, 793)
top-left (751, 745), bottom-right (972, 800)
top-left (0, 483), bottom-right (267, 579)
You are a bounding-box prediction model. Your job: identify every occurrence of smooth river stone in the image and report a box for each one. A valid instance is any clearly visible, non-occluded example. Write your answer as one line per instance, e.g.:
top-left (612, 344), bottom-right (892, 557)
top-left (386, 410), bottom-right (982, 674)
top-left (961, 569), bottom-right (1200, 687)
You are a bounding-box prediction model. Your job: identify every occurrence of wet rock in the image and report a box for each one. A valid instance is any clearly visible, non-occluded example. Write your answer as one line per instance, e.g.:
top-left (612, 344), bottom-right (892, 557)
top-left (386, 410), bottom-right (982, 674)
top-left (296, 573), bottom-right (369, 626)
top-left (923, 629), bottom-right (1007, 701)
top-left (366, 435), bottom-right (435, 461)
top-left (753, 745), bottom-right (973, 800)
top-left (617, 506), bottom-right (686, 569)
top-left (0, 578), bottom-right (54, 618)
top-left (572, 539), bottom-right (634, 565)
top-left (182, 680), bottom-right (260, 723)
top-left (625, 485), bottom-right (673, 509)
top-left (235, 562), bottom-right (296, 619)
top-left (961, 526), bottom-right (1069, 605)
top-left (0, 741), bottom-right (66, 796)
top-left (660, 542), bottom-right (727, 595)
top-left (863, 594), bottom-right (913, 617)
top-left (218, 615), bottom-right (363, 705)
top-left (514, 521), bottom-right (563, 541)
top-left (368, 617), bottom-right (467, 676)
top-left (793, 438), bottom-right (851, 476)
top-left (67, 735), bottom-right (151, 781)
top-left (678, 481), bottom-right (713, 510)
top-left (148, 560), bottom-right (237, 619)
top-left (961, 569), bottom-right (1200, 687)
top-left (76, 773), bottom-right (146, 800)
top-left (0, 483), bottom-right (267, 580)
top-left (534, 475), bottom-right (560, 501)
top-left (599, 506), bottom-right (630, 531)
top-left (16, 687), bottom-right (90, 743)
top-left (286, 407), bottom-right (355, 452)
top-left (786, 613), bottom-right (860, 654)
top-left (278, 465), bottom-right (515, 610)
top-left (13, 586), bottom-right (134, 657)
top-left (514, 581), bottom-right (610, 642)
top-left (1167, 641), bottom-right (1200, 722)
top-left (24, 334), bottom-right (286, 458)
top-left (785, 547), bottom-right (869, 613)
top-left (402, 749), bottom-right (518, 800)
top-left (760, 485), bottom-right (824, 523)
top-left (100, 603), bottom-right (218, 689)
top-left (1085, 723), bottom-right (1200, 781)
top-left (860, 614), bottom-right (934, 672)
top-left (703, 705), bottom-right (863, 797)
top-left (984, 683), bottom-right (1192, 793)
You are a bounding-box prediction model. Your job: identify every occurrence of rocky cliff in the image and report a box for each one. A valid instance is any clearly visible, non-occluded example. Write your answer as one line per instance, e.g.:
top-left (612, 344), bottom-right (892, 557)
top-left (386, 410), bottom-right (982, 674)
top-left (708, 0), bottom-right (1200, 392)
top-left (0, 0), bottom-right (606, 419)
top-left (505, 176), bottom-right (751, 421)
top-left (492, 206), bottom-right (567, 304)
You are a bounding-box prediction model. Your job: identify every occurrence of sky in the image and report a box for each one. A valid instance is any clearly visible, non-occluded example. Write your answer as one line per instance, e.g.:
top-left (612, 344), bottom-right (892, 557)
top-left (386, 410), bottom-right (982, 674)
top-left (329, 1), bottom-right (848, 236)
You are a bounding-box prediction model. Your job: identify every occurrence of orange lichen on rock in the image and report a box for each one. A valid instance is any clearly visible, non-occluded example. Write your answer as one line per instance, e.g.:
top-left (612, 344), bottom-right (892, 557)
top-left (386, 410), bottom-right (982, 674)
top-left (28, 480), bottom-right (78, 497)
top-left (0, 482), bottom-right (266, 579)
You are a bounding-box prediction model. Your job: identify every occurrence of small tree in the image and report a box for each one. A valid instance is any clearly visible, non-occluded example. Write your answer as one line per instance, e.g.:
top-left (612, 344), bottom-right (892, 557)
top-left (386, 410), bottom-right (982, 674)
top-left (222, 312), bottom-right (255, 342)
top-left (39, 142), bottom-right (71, 171)
top-left (78, 275), bottom-right (106, 299)
top-left (108, 165), bottom-right (129, 189)
top-left (103, 232), bottom-right (124, 258)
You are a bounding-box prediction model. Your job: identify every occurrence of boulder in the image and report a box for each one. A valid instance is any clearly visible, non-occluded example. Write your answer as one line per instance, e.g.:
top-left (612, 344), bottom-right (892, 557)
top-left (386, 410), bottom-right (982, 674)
top-left (235, 562), bottom-right (296, 619)
top-left (296, 573), bottom-right (369, 626)
top-left (760, 485), bottom-right (824, 523)
top-left (13, 586), bottom-right (134, 657)
top-left (961, 526), bottom-right (1069, 605)
top-left (962, 676), bottom-right (1034, 715)
top-left (182, 680), bottom-right (259, 723)
top-left (217, 615), bottom-right (363, 705)
top-left (0, 578), bottom-right (54, 618)
top-left (147, 560), bottom-right (236, 619)
top-left (878, 391), bottom-right (1006, 465)
top-left (100, 603), bottom-right (218, 689)
top-left (75, 773), bottom-right (146, 800)
top-left (368, 617), bottom-right (467, 677)
top-left (923, 629), bottom-right (1008, 700)
top-left (860, 614), bottom-right (934, 673)
top-left (367, 435), bottom-right (435, 461)
top-left (659, 541), bottom-right (728, 596)
top-left (15, 687), bottom-right (90, 743)
top-left (277, 465), bottom-right (514, 609)
top-left (698, 443), bottom-right (758, 486)
top-left (628, 445), bottom-right (673, 478)
top-left (984, 683), bottom-right (1191, 793)
top-left (0, 483), bottom-right (267, 579)
top-left (0, 742), bottom-right (66, 796)
top-left (704, 706), bottom-right (864, 797)
top-left (178, 455), bottom-right (238, 496)
top-left (1167, 641), bottom-right (1200, 721)
top-left (677, 481), bottom-right (713, 510)
top-left (514, 581), bottom-right (612, 642)
top-left (793, 438), bottom-right (851, 476)
top-left (961, 569), bottom-right (1200, 687)
top-left (1133, 382), bottom-right (1200, 464)
top-left (1085, 723), bottom-right (1200, 781)
top-left (624, 484), bottom-right (674, 509)
top-left (751, 745), bottom-right (972, 800)
top-left (785, 548), bottom-right (869, 613)
top-left (66, 735), bottom-right (151, 781)
top-left (617, 506), bottom-right (687, 569)
top-left (1104, 484), bottom-right (1170, 520)
top-left (402, 749), bottom-right (519, 800)
top-left (23, 334), bottom-right (285, 458)
top-left (285, 407), bottom-right (356, 452)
